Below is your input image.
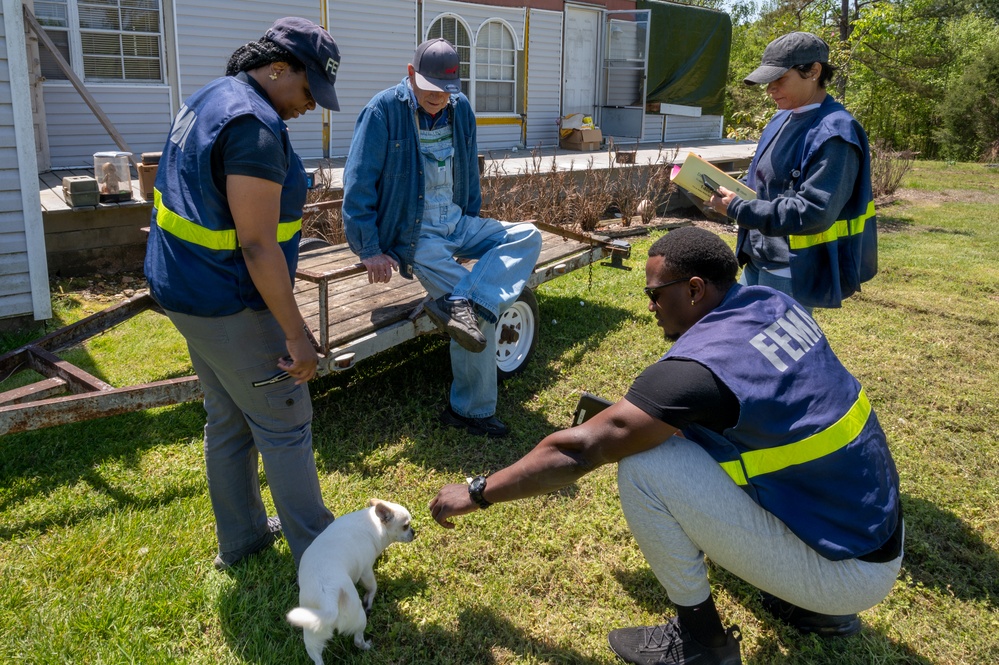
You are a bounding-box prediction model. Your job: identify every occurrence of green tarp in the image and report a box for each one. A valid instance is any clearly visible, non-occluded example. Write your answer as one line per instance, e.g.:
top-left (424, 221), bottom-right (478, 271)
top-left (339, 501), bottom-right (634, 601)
top-left (637, 0), bottom-right (731, 115)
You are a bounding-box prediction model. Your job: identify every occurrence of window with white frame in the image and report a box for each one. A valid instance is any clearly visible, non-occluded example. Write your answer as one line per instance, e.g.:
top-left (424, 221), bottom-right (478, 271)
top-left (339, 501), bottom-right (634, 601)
top-left (474, 20), bottom-right (515, 114)
top-left (427, 15), bottom-right (518, 114)
top-left (427, 15), bottom-right (470, 95)
top-left (35, 0), bottom-right (163, 83)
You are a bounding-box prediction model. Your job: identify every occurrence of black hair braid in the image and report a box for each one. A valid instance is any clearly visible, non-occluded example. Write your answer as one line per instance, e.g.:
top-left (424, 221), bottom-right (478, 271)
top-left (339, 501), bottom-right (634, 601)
top-left (225, 38), bottom-right (304, 76)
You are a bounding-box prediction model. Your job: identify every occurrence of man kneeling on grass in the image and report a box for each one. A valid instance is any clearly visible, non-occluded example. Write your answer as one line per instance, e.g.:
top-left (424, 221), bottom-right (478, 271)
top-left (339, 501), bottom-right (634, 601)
top-left (429, 226), bottom-right (903, 665)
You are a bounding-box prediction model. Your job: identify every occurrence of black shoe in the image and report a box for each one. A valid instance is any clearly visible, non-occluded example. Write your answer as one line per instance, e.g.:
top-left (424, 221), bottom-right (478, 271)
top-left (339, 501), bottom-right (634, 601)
top-left (440, 406), bottom-right (509, 438)
top-left (608, 618), bottom-right (742, 665)
top-left (425, 296), bottom-right (487, 353)
top-left (760, 592), bottom-right (861, 637)
top-left (213, 516), bottom-right (282, 571)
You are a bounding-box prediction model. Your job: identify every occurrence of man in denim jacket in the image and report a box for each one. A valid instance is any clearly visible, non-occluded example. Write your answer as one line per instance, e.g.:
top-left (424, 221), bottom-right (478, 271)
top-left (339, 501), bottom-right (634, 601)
top-left (342, 38), bottom-right (541, 438)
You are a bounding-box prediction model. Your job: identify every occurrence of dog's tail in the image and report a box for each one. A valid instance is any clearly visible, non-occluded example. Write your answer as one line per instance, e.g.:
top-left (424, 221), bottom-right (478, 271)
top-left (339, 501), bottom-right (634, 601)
top-left (286, 606), bottom-right (331, 633)
top-left (287, 588), bottom-right (365, 634)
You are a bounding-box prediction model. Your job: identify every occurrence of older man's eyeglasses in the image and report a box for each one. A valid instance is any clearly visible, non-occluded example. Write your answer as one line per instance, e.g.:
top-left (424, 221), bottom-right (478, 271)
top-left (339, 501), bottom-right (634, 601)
top-left (644, 278), bottom-right (689, 303)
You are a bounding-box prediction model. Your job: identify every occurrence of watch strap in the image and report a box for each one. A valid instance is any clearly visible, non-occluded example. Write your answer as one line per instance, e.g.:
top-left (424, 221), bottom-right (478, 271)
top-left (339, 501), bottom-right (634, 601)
top-left (467, 475), bottom-right (492, 509)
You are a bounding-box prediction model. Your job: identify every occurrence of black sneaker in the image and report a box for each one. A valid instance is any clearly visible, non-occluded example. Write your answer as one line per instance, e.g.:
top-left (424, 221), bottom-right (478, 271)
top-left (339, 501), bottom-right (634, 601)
top-left (425, 296), bottom-right (487, 353)
top-left (440, 406), bottom-right (509, 438)
top-left (608, 618), bottom-right (742, 665)
top-left (213, 516), bottom-right (283, 571)
top-left (760, 592), bottom-right (861, 637)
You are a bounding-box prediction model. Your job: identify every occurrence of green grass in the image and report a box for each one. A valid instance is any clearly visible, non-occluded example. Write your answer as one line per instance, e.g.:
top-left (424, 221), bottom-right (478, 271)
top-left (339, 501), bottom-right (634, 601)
top-left (2, 160), bottom-right (998, 663)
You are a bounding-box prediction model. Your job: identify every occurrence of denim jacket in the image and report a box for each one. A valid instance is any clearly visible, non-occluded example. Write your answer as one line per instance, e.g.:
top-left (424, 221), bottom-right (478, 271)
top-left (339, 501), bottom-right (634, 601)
top-left (342, 79), bottom-right (481, 278)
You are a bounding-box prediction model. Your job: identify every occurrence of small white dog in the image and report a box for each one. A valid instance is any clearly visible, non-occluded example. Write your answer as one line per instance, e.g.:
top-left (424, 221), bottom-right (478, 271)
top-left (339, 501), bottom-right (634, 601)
top-left (286, 499), bottom-right (416, 664)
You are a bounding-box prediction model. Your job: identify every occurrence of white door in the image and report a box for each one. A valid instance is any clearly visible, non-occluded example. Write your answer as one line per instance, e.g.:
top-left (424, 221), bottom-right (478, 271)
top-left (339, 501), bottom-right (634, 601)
top-left (562, 5), bottom-right (600, 117)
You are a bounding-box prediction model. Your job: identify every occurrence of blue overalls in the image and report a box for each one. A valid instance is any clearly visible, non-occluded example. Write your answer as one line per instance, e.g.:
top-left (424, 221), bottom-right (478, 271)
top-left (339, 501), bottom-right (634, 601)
top-left (410, 109), bottom-right (541, 418)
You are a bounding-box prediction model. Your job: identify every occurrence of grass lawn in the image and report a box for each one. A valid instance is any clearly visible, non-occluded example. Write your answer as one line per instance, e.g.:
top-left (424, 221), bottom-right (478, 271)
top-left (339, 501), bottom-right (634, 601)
top-left (1, 160), bottom-right (997, 664)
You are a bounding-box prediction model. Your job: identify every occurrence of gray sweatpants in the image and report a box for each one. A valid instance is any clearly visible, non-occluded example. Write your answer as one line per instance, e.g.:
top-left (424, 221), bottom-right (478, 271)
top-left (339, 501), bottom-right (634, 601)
top-left (617, 436), bottom-right (902, 615)
top-left (167, 307), bottom-right (334, 567)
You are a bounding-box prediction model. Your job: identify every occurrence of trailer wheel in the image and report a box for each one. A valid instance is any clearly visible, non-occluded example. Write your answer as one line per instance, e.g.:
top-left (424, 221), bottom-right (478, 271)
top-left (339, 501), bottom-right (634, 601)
top-left (496, 288), bottom-right (539, 381)
top-left (299, 237), bottom-right (332, 254)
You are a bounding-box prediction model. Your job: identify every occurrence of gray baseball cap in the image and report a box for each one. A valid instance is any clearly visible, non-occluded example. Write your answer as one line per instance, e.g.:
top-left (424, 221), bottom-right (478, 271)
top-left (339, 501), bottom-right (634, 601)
top-left (412, 38), bottom-right (461, 94)
top-left (744, 32), bottom-right (829, 85)
top-left (265, 17), bottom-right (341, 111)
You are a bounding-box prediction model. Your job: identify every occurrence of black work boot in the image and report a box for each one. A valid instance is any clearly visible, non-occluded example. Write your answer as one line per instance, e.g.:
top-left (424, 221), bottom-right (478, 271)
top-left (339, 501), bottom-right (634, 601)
top-left (424, 295), bottom-right (487, 353)
top-left (608, 617), bottom-right (742, 665)
top-left (760, 592), bottom-right (862, 637)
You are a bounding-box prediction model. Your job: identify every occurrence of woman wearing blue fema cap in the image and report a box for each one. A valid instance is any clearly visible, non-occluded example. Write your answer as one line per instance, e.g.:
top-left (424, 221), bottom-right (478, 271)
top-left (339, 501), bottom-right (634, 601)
top-left (144, 17), bottom-right (340, 572)
top-left (707, 31), bottom-right (878, 311)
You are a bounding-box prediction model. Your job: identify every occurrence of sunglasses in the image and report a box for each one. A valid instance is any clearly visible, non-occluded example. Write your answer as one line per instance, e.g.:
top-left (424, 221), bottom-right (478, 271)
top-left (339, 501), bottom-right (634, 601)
top-left (644, 277), bottom-right (689, 303)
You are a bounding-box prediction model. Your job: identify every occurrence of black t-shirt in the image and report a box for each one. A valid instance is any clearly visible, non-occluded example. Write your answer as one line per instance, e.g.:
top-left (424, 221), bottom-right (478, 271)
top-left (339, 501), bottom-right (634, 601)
top-left (210, 72), bottom-right (288, 196)
top-left (624, 358), bottom-right (739, 433)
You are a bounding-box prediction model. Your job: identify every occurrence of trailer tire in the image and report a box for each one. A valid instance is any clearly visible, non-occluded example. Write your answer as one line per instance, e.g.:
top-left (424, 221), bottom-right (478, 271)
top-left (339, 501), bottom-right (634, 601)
top-left (496, 288), bottom-right (539, 381)
top-left (299, 237), bottom-right (332, 254)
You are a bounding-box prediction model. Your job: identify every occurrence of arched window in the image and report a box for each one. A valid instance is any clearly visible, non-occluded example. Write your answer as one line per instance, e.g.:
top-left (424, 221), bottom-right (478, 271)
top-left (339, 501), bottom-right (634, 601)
top-left (427, 16), bottom-right (471, 95)
top-left (474, 21), bottom-right (516, 114)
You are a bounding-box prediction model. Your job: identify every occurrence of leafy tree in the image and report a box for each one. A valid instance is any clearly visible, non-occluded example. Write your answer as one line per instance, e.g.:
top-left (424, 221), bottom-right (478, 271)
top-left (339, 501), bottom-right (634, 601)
top-left (936, 40), bottom-right (999, 160)
top-left (724, 0), bottom-right (999, 156)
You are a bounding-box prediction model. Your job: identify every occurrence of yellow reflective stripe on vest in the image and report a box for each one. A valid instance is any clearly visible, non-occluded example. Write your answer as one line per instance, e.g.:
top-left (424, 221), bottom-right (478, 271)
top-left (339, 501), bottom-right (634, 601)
top-left (153, 188), bottom-right (302, 250)
top-left (788, 201), bottom-right (875, 250)
top-left (721, 389), bottom-right (872, 486)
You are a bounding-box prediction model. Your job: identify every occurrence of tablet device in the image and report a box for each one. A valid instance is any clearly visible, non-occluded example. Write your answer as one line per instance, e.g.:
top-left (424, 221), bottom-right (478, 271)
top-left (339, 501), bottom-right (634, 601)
top-left (572, 392), bottom-right (614, 426)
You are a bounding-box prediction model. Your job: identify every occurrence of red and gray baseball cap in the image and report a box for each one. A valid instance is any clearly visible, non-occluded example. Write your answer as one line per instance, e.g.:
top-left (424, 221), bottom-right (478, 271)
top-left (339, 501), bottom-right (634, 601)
top-left (744, 32), bottom-right (829, 85)
top-left (412, 38), bottom-right (461, 94)
top-left (265, 17), bottom-right (341, 111)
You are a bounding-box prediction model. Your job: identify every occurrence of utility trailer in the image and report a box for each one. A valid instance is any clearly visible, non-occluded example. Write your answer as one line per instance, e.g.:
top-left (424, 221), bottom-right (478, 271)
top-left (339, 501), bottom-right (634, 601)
top-left (0, 222), bottom-right (630, 436)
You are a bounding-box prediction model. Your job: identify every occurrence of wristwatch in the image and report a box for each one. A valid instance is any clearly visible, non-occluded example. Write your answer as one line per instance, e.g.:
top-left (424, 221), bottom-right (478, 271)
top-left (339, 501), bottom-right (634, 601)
top-left (467, 475), bottom-right (492, 509)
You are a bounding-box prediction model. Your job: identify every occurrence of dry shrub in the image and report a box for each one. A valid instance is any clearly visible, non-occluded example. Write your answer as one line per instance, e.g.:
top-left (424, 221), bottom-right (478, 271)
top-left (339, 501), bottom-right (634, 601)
top-left (981, 139), bottom-right (999, 164)
top-left (304, 145), bottom-right (684, 241)
top-left (480, 145), bottom-right (679, 232)
top-left (606, 145), bottom-right (678, 226)
top-left (870, 139), bottom-right (915, 200)
top-left (302, 159), bottom-right (345, 243)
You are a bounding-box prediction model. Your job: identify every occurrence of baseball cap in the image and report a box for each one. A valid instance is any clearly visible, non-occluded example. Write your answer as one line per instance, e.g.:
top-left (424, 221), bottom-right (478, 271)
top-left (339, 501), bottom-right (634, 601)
top-left (265, 17), bottom-right (341, 111)
top-left (744, 32), bottom-right (829, 85)
top-left (412, 38), bottom-right (461, 94)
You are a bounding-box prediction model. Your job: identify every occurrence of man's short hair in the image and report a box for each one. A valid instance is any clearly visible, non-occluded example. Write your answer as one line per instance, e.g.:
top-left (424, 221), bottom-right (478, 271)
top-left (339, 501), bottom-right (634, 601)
top-left (648, 227), bottom-right (739, 288)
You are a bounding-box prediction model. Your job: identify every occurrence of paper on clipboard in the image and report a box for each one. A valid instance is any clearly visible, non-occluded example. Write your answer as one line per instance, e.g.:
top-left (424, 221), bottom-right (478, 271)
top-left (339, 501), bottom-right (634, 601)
top-left (671, 152), bottom-right (756, 202)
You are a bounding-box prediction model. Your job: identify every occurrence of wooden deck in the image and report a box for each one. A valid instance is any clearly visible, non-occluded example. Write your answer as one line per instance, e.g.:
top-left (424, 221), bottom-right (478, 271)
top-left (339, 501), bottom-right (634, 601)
top-left (38, 166), bottom-right (151, 215)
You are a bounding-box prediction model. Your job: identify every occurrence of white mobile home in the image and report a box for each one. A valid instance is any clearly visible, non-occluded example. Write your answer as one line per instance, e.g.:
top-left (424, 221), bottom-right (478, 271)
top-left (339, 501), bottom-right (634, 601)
top-left (2, 0), bottom-right (730, 323)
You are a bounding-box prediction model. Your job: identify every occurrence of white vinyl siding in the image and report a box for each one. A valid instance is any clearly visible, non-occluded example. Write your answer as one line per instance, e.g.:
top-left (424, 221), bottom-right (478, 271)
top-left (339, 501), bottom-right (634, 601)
top-left (642, 113), bottom-right (663, 143)
top-left (327, 0), bottom-right (417, 156)
top-left (2, 0), bottom-right (51, 320)
top-left (173, 0), bottom-right (323, 158)
top-left (42, 83), bottom-right (172, 167)
top-left (524, 8), bottom-right (561, 150)
top-left (663, 114), bottom-right (724, 142)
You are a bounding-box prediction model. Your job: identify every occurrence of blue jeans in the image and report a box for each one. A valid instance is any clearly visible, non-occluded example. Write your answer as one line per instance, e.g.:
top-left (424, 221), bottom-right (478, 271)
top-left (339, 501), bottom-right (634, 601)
top-left (165, 307), bottom-right (334, 567)
top-left (739, 262), bottom-right (813, 315)
top-left (412, 215), bottom-right (542, 418)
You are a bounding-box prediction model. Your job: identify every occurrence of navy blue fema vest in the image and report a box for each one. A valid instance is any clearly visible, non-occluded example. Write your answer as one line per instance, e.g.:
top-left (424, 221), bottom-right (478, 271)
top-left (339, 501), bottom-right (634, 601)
top-left (144, 76), bottom-right (305, 316)
top-left (742, 95), bottom-right (878, 308)
top-left (664, 284), bottom-right (899, 560)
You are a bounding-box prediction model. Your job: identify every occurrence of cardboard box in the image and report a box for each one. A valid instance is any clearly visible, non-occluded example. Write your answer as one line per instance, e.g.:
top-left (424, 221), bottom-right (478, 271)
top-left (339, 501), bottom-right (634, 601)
top-left (137, 162), bottom-right (158, 201)
top-left (559, 128), bottom-right (603, 151)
